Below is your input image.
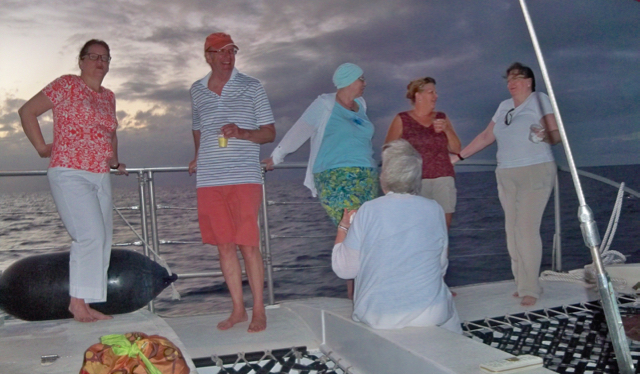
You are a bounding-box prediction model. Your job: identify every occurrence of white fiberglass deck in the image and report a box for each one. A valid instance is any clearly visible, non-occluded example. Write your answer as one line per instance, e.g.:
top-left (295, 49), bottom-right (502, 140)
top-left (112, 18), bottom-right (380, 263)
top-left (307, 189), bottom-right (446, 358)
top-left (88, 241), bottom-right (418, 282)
top-left (453, 278), bottom-right (600, 322)
top-left (164, 279), bottom-right (598, 373)
top-left (0, 279), bottom-right (599, 374)
top-left (0, 309), bottom-right (198, 374)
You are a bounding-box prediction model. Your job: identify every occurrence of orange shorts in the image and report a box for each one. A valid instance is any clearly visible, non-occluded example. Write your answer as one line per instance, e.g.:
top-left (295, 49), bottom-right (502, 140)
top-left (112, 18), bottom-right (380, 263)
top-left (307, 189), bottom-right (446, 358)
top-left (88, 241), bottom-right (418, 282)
top-left (197, 184), bottom-right (263, 247)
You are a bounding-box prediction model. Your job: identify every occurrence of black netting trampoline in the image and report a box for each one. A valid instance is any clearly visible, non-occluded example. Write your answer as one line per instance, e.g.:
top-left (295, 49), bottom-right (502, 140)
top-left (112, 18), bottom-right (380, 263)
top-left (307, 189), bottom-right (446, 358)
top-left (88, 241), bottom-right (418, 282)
top-left (192, 296), bottom-right (640, 373)
top-left (194, 346), bottom-right (347, 374)
top-left (463, 295), bottom-right (640, 373)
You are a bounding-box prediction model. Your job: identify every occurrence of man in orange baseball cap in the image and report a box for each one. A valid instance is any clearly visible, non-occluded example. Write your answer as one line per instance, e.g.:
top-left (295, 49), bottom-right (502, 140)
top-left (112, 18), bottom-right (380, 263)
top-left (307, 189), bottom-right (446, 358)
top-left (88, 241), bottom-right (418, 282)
top-left (204, 32), bottom-right (238, 52)
top-left (189, 32), bottom-right (275, 333)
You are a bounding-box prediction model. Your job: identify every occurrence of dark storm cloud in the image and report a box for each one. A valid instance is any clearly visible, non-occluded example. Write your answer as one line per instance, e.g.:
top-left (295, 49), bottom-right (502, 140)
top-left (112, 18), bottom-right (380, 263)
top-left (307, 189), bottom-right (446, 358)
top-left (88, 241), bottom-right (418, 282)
top-left (244, 0), bottom-right (538, 160)
top-left (1, 0), bottom-right (639, 177)
top-left (116, 79), bottom-right (191, 105)
top-left (116, 104), bottom-right (194, 169)
top-left (0, 95), bottom-right (53, 171)
top-left (0, 97), bottom-right (24, 131)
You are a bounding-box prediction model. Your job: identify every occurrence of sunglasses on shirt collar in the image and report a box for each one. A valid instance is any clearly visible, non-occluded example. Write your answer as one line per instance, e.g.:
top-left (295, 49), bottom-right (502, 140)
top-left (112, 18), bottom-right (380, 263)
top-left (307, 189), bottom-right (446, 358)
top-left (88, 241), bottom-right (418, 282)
top-left (504, 108), bottom-right (515, 126)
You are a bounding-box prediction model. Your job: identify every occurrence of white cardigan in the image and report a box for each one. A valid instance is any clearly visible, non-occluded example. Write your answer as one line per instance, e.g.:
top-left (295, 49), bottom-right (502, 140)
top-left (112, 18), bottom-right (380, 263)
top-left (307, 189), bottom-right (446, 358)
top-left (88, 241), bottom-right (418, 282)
top-left (270, 93), bottom-right (367, 197)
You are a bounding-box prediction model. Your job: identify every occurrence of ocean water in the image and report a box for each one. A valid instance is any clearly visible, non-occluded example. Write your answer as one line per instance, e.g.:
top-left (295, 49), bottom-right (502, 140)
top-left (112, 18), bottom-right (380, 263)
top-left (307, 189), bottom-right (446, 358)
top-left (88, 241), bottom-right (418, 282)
top-left (1, 164), bottom-right (639, 318)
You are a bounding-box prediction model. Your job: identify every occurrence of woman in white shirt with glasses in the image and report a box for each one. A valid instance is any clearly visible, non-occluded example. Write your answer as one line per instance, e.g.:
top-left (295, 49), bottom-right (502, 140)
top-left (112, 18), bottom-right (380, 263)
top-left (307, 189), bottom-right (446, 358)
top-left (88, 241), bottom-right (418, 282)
top-left (452, 62), bottom-right (561, 307)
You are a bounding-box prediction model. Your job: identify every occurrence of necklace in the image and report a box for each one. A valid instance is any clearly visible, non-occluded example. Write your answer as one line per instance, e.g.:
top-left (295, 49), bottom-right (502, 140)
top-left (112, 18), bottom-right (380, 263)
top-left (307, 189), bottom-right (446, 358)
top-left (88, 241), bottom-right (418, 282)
top-left (337, 95), bottom-right (357, 112)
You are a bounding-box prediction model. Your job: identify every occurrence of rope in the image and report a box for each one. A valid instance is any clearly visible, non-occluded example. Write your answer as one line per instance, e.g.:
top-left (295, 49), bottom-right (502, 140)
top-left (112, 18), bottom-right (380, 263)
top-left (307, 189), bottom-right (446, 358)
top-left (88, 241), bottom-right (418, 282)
top-left (540, 268), bottom-right (597, 288)
top-left (541, 183), bottom-right (628, 290)
top-left (113, 204), bottom-right (181, 300)
top-left (598, 182), bottom-right (627, 265)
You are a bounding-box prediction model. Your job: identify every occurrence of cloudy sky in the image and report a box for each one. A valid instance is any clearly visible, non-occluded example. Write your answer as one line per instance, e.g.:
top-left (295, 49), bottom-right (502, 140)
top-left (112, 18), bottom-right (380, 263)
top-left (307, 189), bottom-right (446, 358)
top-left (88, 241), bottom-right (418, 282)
top-left (1, 0), bottom-right (639, 185)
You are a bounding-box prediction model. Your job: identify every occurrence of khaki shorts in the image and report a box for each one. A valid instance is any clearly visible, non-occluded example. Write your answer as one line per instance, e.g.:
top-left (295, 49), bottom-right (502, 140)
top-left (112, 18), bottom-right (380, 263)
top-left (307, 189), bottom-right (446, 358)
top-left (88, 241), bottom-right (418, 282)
top-left (420, 176), bottom-right (456, 213)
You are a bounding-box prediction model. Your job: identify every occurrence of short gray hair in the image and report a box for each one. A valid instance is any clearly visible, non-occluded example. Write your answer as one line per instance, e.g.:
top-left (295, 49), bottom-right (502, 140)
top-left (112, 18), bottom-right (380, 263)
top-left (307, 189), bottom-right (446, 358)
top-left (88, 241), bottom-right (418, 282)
top-left (380, 139), bottom-right (423, 195)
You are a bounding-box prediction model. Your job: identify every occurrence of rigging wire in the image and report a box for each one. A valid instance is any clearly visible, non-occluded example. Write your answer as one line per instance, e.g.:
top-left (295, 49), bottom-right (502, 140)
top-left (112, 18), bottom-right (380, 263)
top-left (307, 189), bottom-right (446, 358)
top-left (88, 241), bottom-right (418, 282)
top-left (540, 183), bottom-right (628, 289)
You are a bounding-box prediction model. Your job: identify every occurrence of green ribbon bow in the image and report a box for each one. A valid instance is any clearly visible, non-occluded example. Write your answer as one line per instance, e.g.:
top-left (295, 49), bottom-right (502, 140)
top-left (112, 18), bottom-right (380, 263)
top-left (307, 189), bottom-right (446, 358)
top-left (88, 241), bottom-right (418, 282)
top-left (101, 334), bottom-right (162, 374)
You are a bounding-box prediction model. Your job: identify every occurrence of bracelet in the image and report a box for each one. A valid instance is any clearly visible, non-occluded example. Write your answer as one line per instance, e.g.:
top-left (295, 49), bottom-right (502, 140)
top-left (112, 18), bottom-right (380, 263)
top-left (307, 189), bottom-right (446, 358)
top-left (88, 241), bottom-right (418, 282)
top-left (110, 163), bottom-right (120, 170)
top-left (457, 154), bottom-right (465, 161)
top-left (338, 224), bottom-right (349, 232)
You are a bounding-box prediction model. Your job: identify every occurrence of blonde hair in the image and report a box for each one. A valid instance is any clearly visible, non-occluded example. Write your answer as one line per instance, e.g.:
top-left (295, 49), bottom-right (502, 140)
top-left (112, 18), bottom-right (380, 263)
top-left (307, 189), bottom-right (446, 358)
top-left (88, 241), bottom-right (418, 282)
top-left (406, 77), bottom-right (436, 104)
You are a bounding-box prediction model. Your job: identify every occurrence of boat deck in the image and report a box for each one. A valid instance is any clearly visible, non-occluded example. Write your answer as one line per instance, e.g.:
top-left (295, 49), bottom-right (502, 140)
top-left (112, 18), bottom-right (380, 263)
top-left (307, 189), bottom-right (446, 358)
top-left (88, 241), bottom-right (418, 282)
top-left (453, 278), bottom-right (600, 322)
top-left (162, 279), bottom-right (600, 358)
top-left (0, 309), bottom-right (198, 373)
top-left (0, 279), bottom-right (602, 373)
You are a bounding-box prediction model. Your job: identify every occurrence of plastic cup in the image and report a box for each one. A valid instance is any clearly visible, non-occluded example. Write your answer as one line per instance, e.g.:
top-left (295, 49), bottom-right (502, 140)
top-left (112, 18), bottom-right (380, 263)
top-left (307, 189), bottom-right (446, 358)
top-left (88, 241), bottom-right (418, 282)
top-left (218, 133), bottom-right (228, 148)
top-left (529, 124), bottom-right (545, 144)
top-left (434, 112), bottom-right (446, 133)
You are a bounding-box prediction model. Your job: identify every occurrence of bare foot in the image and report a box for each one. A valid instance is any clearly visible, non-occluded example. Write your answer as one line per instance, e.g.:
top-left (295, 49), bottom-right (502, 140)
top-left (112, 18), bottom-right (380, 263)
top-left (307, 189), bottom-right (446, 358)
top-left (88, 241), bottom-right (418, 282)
top-left (87, 306), bottom-right (112, 321)
top-left (521, 296), bottom-right (537, 306)
top-left (451, 290), bottom-right (457, 297)
top-left (69, 297), bottom-right (97, 323)
top-left (248, 311), bottom-right (267, 333)
top-left (513, 292), bottom-right (519, 298)
top-left (217, 311), bottom-right (248, 330)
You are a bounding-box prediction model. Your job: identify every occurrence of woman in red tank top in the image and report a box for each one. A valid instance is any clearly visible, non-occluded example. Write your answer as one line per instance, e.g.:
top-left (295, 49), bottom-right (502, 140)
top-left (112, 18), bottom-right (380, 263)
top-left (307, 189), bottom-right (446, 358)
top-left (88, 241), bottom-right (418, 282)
top-left (384, 77), bottom-right (461, 229)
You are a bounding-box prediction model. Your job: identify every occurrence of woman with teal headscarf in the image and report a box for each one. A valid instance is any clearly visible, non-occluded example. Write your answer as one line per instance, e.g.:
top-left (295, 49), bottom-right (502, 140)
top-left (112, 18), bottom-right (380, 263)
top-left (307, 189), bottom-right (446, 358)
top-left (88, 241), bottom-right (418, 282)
top-left (264, 63), bottom-right (378, 297)
top-left (264, 63), bottom-right (378, 225)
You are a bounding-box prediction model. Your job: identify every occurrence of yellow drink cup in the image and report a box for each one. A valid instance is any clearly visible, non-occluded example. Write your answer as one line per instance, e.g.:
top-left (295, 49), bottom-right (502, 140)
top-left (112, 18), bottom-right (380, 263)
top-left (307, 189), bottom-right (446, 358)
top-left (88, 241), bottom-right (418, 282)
top-left (218, 134), bottom-right (228, 148)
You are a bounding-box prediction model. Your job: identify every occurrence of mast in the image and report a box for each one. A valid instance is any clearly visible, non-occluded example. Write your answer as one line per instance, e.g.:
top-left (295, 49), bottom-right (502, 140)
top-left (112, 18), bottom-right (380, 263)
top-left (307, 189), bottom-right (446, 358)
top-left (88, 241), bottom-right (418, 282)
top-left (517, 1), bottom-right (635, 372)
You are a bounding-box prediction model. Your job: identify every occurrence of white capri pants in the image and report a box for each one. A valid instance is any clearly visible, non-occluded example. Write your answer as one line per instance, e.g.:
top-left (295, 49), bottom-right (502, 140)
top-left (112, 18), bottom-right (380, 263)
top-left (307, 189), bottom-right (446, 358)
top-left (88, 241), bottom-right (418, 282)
top-left (47, 167), bottom-right (112, 303)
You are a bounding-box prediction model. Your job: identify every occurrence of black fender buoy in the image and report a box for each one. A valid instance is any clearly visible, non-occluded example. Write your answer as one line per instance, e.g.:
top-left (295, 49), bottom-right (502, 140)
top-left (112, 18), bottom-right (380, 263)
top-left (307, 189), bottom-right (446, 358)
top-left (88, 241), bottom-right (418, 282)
top-left (0, 249), bottom-right (178, 321)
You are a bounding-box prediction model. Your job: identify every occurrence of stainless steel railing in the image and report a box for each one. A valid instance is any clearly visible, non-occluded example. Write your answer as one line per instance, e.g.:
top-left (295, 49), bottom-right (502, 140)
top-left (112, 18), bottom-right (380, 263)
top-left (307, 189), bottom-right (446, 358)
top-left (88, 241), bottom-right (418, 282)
top-left (2, 163), bottom-right (637, 310)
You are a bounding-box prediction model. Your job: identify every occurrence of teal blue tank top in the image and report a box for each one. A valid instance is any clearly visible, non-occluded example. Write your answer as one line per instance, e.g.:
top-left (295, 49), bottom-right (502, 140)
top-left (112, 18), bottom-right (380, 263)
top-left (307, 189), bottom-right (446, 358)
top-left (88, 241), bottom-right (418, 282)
top-left (313, 102), bottom-right (376, 173)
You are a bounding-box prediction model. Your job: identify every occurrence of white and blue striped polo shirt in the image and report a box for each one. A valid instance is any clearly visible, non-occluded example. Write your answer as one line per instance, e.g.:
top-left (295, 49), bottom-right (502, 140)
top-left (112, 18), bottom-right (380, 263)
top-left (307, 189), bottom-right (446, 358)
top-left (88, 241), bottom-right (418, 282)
top-left (191, 69), bottom-right (274, 188)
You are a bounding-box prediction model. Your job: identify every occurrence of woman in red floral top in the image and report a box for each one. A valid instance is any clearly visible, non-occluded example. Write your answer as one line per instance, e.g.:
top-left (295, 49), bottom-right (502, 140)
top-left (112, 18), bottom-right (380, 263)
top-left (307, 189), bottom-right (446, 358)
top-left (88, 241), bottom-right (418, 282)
top-left (19, 39), bottom-right (127, 322)
top-left (384, 77), bottom-right (461, 229)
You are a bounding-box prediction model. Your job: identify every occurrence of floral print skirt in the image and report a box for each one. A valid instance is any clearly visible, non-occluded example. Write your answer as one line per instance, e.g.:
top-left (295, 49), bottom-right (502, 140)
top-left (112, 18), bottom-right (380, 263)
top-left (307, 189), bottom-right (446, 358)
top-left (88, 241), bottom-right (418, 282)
top-left (313, 166), bottom-right (379, 226)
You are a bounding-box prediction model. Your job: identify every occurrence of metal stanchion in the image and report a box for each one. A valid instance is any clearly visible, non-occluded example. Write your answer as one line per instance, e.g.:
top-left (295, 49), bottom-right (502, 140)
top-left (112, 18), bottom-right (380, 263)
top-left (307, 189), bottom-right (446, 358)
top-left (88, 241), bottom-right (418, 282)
top-left (260, 167), bottom-right (275, 305)
top-left (147, 170), bottom-right (161, 261)
top-left (136, 171), bottom-right (154, 313)
top-left (552, 173), bottom-right (562, 272)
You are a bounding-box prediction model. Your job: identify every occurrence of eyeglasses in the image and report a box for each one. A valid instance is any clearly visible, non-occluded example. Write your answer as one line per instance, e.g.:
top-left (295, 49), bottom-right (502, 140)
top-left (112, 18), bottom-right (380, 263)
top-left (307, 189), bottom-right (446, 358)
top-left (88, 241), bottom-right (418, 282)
top-left (358, 76), bottom-right (365, 82)
top-left (504, 108), bottom-right (515, 126)
top-left (206, 47), bottom-right (238, 56)
top-left (506, 75), bottom-right (526, 83)
top-left (82, 53), bottom-right (111, 62)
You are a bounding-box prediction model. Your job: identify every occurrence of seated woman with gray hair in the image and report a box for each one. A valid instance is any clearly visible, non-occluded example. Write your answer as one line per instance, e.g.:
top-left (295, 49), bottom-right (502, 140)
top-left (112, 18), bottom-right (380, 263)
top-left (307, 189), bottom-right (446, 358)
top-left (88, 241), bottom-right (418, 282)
top-left (332, 139), bottom-right (461, 332)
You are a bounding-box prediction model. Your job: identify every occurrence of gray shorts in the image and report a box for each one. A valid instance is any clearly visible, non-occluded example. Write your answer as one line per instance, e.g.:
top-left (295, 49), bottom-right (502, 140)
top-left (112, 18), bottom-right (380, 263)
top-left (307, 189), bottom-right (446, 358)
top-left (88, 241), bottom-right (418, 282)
top-left (420, 176), bottom-right (457, 213)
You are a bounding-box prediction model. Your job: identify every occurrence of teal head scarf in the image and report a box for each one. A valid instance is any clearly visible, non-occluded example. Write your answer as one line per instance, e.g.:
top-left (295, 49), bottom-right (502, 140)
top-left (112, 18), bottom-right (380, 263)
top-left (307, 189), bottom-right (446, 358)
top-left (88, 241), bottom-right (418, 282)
top-left (333, 63), bottom-right (363, 89)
